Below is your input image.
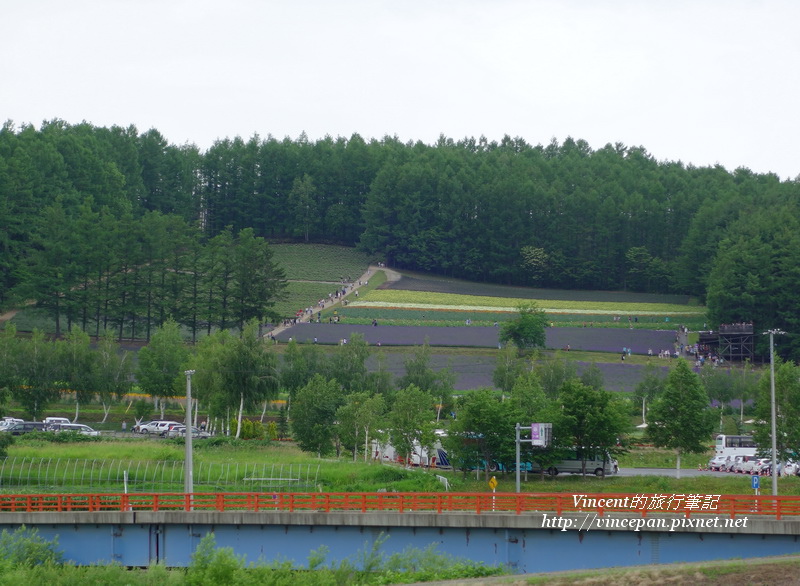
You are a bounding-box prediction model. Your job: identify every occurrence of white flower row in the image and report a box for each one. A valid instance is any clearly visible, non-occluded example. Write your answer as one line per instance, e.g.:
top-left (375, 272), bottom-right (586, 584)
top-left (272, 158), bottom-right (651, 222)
top-left (349, 301), bottom-right (516, 311)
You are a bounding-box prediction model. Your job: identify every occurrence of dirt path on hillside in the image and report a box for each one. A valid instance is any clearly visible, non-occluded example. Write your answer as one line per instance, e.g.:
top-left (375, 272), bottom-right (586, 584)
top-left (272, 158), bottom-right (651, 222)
top-left (268, 265), bottom-right (399, 338)
top-left (0, 308), bottom-right (21, 324)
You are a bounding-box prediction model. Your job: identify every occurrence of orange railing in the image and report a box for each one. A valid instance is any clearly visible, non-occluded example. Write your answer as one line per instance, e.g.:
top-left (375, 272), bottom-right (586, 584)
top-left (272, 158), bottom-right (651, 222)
top-left (0, 492), bottom-right (800, 519)
top-left (2, 492), bottom-right (800, 519)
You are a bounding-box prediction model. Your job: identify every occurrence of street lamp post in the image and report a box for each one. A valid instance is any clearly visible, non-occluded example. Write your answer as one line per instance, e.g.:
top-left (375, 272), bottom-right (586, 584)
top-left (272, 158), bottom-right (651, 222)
top-left (184, 370), bottom-right (195, 496)
top-left (763, 330), bottom-right (785, 497)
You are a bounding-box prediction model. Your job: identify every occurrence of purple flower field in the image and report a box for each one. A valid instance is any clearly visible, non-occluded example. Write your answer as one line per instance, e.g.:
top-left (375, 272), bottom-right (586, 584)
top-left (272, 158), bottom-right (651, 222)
top-left (275, 324), bottom-right (680, 392)
top-left (364, 353), bottom-right (664, 393)
top-left (275, 323), bottom-right (677, 355)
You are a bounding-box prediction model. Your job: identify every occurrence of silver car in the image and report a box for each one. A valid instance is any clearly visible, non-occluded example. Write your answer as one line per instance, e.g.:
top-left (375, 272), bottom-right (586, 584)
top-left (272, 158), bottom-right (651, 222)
top-left (730, 456), bottom-right (756, 473)
top-left (137, 420), bottom-right (178, 435)
top-left (708, 455), bottom-right (730, 471)
top-left (57, 423), bottom-right (100, 437)
top-left (168, 425), bottom-right (211, 439)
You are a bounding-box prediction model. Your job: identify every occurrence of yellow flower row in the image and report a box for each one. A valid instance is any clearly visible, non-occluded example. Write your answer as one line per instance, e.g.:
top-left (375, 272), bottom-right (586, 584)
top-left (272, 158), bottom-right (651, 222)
top-left (358, 290), bottom-right (705, 314)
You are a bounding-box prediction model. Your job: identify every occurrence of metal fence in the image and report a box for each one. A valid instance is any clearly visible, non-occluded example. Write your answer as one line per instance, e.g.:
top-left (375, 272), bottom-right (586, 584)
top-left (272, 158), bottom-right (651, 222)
top-left (0, 457), bottom-right (320, 493)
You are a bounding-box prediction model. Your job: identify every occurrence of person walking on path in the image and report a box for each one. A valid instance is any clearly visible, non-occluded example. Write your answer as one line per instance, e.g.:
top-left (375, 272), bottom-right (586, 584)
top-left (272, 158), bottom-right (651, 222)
top-left (268, 264), bottom-right (399, 338)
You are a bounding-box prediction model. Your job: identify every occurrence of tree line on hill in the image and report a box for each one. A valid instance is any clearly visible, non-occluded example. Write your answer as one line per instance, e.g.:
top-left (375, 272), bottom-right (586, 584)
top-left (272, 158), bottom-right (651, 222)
top-left (2, 121), bottom-right (800, 356)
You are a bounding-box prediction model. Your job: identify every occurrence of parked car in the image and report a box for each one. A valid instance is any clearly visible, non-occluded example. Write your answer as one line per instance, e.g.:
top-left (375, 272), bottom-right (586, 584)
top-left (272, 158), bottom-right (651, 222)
top-left (783, 461), bottom-right (799, 476)
top-left (43, 416), bottom-right (71, 427)
top-left (135, 421), bottom-right (167, 434)
top-left (708, 455), bottom-right (730, 471)
top-left (55, 423), bottom-right (100, 437)
top-left (167, 425), bottom-right (211, 440)
top-left (0, 418), bottom-right (23, 431)
top-left (165, 425), bottom-right (184, 439)
top-left (730, 455), bottom-right (755, 473)
top-left (743, 458), bottom-right (770, 475)
top-left (757, 459), bottom-right (781, 476)
top-left (3, 421), bottom-right (46, 435)
top-left (132, 421), bottom-right (151, 433)
top-left (158, 421), bottom-right (183, 437)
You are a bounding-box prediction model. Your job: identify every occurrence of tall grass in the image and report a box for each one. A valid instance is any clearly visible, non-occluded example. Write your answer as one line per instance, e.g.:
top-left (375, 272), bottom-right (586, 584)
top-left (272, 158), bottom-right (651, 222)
top-left (6, 437), bottom-right (794, 496)
top-left (4, 438), bottom-right (442, 493)
top-left (0, 529), bottom-right (506, 583)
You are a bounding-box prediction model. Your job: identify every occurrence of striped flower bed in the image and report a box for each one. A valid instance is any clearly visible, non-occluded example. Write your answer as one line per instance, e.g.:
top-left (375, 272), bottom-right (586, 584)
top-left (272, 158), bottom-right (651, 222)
top-left (360, 290), bottom-right (704, 313)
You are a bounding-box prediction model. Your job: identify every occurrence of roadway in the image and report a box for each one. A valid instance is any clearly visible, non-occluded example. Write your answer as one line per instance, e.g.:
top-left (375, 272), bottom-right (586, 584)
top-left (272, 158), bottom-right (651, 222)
top-left (617, 467), bottom-right (759, 479)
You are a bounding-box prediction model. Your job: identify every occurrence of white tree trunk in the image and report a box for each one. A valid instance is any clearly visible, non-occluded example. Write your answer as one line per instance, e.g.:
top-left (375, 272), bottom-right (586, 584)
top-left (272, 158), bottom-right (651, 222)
top-left (676, 450), bottom-right (681, 479)
top-left (260, 400), bottom-right (267, 423)
top-left (74, 401), bottom-right (80, 423)
top-left (101, 402), bottom-right (112, 423)
top-left (236, 393), bottom-right (244, 439)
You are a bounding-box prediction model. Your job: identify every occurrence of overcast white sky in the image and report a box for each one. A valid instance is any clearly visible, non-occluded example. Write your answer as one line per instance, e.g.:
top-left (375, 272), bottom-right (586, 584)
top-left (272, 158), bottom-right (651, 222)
top-left (3, 1), bottom-right (798, 179)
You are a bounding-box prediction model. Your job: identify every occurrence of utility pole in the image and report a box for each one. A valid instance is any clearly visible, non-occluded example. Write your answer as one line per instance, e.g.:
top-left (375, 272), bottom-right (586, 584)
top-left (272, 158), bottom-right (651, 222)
top-left (763, 330), bottom-right (785, 497)
top-left (184, 370), bottom-right (195, 497)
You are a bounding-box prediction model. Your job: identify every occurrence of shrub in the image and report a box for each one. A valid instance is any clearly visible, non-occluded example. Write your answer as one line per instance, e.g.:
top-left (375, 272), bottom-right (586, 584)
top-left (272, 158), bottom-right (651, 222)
top-left (228, 418), bottom-right (267, 440)
top-left (133, 399), bottom-right (152, 421)
top-left (186, 533), bottom-right (247, 586)
top-left (22, 431), bottom-right (100, 444)
top-left (0, 431), bottom-right (14, 456)
top-left (0, 525), bottom-right (64, 568)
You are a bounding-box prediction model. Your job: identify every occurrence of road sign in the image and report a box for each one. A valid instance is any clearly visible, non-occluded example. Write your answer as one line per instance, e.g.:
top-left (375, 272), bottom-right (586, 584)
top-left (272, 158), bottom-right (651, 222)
top-left (530, 423), bottom-right (552, 447)
top-left (752, 474), bottom-right (760, 490)
top-left (488, 476), bottom-right (498, 490)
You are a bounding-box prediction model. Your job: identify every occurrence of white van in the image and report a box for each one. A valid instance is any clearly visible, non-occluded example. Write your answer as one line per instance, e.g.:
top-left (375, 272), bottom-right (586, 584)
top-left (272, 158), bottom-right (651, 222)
top-left (43, 416), bottom-right (71, 427)
top-left (0, 417), bottom-right (23, 430)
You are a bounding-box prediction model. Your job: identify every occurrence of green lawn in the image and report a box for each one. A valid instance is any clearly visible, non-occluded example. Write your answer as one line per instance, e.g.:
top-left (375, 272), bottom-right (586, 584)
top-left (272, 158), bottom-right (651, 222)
top-left (273, 281), bottom-right (344, 318)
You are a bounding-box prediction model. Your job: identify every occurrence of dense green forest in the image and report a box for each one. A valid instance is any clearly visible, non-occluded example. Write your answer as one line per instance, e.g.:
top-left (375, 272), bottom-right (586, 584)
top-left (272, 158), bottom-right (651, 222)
top-left (2, 120), bottom-right (800, 354)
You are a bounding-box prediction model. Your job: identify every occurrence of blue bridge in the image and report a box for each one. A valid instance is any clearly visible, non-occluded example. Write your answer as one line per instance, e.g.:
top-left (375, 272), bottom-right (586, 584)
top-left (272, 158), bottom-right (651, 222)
top-left (2, 492), bottom-right (800, 572)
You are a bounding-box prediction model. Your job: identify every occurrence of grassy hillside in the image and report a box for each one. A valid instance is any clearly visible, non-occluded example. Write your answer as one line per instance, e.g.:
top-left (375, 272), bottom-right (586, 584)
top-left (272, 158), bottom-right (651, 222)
top-left (270, 243), bottom-right (374, 281)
